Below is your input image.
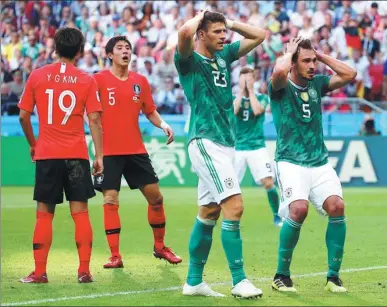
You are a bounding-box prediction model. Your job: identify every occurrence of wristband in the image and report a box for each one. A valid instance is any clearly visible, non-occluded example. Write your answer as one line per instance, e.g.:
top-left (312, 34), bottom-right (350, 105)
top-left (160, 121), bottom-right (169, 129)
top-left (226, 19), bottom-right (234, 29)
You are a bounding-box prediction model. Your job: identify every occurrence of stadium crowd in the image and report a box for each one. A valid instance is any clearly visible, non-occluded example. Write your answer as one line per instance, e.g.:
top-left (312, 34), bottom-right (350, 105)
top-left (1, 0), bottom-right (387, 115)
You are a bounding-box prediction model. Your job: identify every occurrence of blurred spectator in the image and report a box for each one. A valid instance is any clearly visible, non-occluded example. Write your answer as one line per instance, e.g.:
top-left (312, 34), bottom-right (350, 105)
top-left (334, 0), bottom-right (357, 26)
top-left (32, 46), bottom-right (50, 69)
top-left (21, 35), bottom-right (42, 61)
top-left (78, 51), bottom-right (101, 74)
top-left (273, 1), bottom-right (289, 25)
top-left (20, 56), bottom-right (33, 82)
top-left (312, 0), bottom-right (334, 30)
top-left (262, 30), bottom-right (283, 63)
top-left (57, 5), bottom-right (72, 28)
top-left (75, 5), bottom-right (90, 35)
top-left (298, 13), bottom-right (314, 39)
top-left (147, 18), bottom-right (167, 58)
top-left (154, 49), bottom-right (178, 83)
top-left (3, 32), bottom-right (22, 62)
top-left (363, 26), bottom-right (381, 61)
top-left (0, 59), bottom-right (13, 84)
top-left (359, 117), bottom-right (381, 135)
top-left (139, 59), bottom-right (159, 93)
top-left (155, 77), bottom-right (180, 114)
top-left (289, 1), bottom-right (312, 29)
top-left (247, 2), bottom-right (265, 27)
top-left (104, 14), bottom-right (126, 37)
top-left (1, 83), bottom-right (19, 115)
top-left (9, 48), bottom-right (23, 71)
top-left (352, 0), bottom-right (368, 15)
top-left (346, 49), bottom-right (372, 99)
top-left (9, 69), bottom-right (25, 98)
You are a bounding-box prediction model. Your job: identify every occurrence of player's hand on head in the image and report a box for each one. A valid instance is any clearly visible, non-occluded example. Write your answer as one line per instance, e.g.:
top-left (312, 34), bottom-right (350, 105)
top-left (30, 146), bottom-right (35, 163)
top-left (92, 157), bottom-right (104, 176)
top-left (286, 37), bottom-right (302, 55)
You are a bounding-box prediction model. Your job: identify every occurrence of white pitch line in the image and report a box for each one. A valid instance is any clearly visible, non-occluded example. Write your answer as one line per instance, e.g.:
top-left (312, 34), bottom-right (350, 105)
top-left (2, 265), bottom-right (387, 306)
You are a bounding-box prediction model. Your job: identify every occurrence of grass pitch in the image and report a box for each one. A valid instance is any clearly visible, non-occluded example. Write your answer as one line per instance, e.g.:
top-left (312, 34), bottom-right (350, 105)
top-left (1, 187), bottom-right (386, 306)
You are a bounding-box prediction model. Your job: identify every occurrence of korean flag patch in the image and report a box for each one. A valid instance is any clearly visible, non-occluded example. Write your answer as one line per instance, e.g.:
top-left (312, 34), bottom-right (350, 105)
top-left (133, 84), bottom-right (141, 95)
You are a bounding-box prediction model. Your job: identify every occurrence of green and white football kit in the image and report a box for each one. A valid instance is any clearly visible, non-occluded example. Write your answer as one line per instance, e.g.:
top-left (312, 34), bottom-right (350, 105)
top-left (269, 75), bottom-right (343, 218)
top-left (234, 93), bottom-right (274, 184)
top-left (175, 41), bottom-right (241, 206)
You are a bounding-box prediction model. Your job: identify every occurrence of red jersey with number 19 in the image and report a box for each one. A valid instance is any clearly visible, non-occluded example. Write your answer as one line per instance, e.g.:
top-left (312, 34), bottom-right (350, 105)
top-left (18, 62), bottom-right (102, 160)
top-left (93, 70), bottom-right (157, 156)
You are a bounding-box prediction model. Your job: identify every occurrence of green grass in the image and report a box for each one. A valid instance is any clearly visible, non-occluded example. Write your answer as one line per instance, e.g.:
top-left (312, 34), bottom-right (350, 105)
top-left (1, 187), bottom-right (387, 306)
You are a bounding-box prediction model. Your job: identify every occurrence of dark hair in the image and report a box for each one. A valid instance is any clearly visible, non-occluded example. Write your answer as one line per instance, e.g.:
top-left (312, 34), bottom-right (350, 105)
top-left (197, 11), bottom-right (226, 33)
top-left (292, 38), bottom-right (313, 62)
top-left (105, 36), bottom-right (132, 62)
top-left (54, 27), bottom-right (85, 60)
top-left (240, 67), bottom-right (254, 75)
top-left (105, 36), bottom-right (132, 52)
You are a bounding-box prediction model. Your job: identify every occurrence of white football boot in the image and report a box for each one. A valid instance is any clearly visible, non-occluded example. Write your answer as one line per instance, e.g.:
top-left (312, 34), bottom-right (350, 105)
top-left (231, 279), bottom-right (263, 299)
top-left (182, 282), bottom-right (225, 297)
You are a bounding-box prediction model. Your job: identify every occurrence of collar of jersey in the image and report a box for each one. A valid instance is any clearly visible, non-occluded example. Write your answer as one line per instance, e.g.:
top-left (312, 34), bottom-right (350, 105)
top-left (288, 78), bottom-right (308, 91)
top-left (194, 51), bottom-right (216, 63)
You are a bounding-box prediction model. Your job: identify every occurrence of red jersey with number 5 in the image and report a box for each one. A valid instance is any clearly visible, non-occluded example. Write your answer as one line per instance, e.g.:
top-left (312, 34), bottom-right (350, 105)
top-left (18, 62), bottom-right (102, 160)
top-left (93, 70), bottom-right (156, 156)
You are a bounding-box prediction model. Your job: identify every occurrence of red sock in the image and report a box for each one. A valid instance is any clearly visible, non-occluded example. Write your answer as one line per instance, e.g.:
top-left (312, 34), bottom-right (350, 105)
top-left (148, 204), bottom-right (166, 250)
top-left (33, 211), bottom-right (54, 276)
top-left (71, 211), bottom-right (93, 274)
top-left (103, 204), bottom-right (121, 257)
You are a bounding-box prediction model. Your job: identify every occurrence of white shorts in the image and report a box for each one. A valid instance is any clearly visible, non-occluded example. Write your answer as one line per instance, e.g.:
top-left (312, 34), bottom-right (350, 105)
top-left (235, 148), bottom-right (274, 184)
top-left (275, 161), bottom-right (343, 218)
top-left (188, 138), bottom-right (241, 206)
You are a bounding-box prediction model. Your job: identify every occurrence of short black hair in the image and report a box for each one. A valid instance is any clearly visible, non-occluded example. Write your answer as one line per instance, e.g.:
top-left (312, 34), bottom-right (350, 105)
top-left (292, 38), bottom-right (314, 62)
top-left (54, 27), bottom-right (85, 60)
top-left (105, 36), bottom-right (132, 61)
top-left (197, 11), bottom-right (226, 33)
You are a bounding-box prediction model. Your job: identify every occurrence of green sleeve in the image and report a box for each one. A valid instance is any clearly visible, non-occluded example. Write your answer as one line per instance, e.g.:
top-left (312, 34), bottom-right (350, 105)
top-left (257, 94), bottom-right (269, 110)
top-left (314, 74), bottom-right (332, 97)
top-left (174, 49), bottom-right (196, 76)
top-left (233, 95), bottom-right (243, 118)
top-left (220, 41), bottom-right (241, 64)
top-left (268, 80), bottom-right (285, 101)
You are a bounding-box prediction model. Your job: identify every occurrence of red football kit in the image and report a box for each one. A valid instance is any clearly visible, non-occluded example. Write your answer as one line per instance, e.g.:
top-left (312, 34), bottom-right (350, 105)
top-left (18, 62), bottom-right (102, 160)
top-left (93, 70), bottom-right (156, 156)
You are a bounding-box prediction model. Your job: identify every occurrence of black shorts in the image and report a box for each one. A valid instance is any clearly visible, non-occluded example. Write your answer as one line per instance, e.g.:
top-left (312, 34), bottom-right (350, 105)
top-left (34, 159), bottom-right (95, 205)
top-left (93, 154), bottom-right (159, 192)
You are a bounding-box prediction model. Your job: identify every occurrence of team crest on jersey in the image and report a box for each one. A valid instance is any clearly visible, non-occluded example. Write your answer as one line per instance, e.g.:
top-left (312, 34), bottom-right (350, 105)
top-left (224, 178), bottom-right (234, 189)
top-left (300, 92), bottom-right (309, 102)
top-left (96, 174), bottom-right (104, 184)
top-left (244, 101), bottom-right (250, 108)
top-left (284, 187), bottom-right (292, 198)
top-left (217, 58), bottom-right (226, 68)
top-left (308, 88), bottom-right (318, 99)
top-left (133, 84), bottom-right (141, 95)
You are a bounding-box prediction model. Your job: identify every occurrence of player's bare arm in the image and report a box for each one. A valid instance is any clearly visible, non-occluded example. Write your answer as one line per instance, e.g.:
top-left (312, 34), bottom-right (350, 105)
top-left (88, 111), bottom-right (103, 175)
top-left (271, 37), bottom-right (302, 91)
top-left (19, 109), bottom-right (37, 162)
top-left (146, 110), bottom-right (174, 145)
top-left (234, 74), bottom-right (245, 115)
top-left (315, 51), bottom-right (357, 91)
top-left (226, 19), bottom-right (266, 59)
top-left (246, 73), bottom-right (264, 116)
top-left (177, 10), bottom-right (207, 60)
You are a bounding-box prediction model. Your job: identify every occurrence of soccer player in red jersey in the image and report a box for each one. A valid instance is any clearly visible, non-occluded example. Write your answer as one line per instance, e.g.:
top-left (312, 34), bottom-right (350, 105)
top-left (93, 36), bottom-right (182, 268)
top-left (18, 28), bottom-right (103, 283)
